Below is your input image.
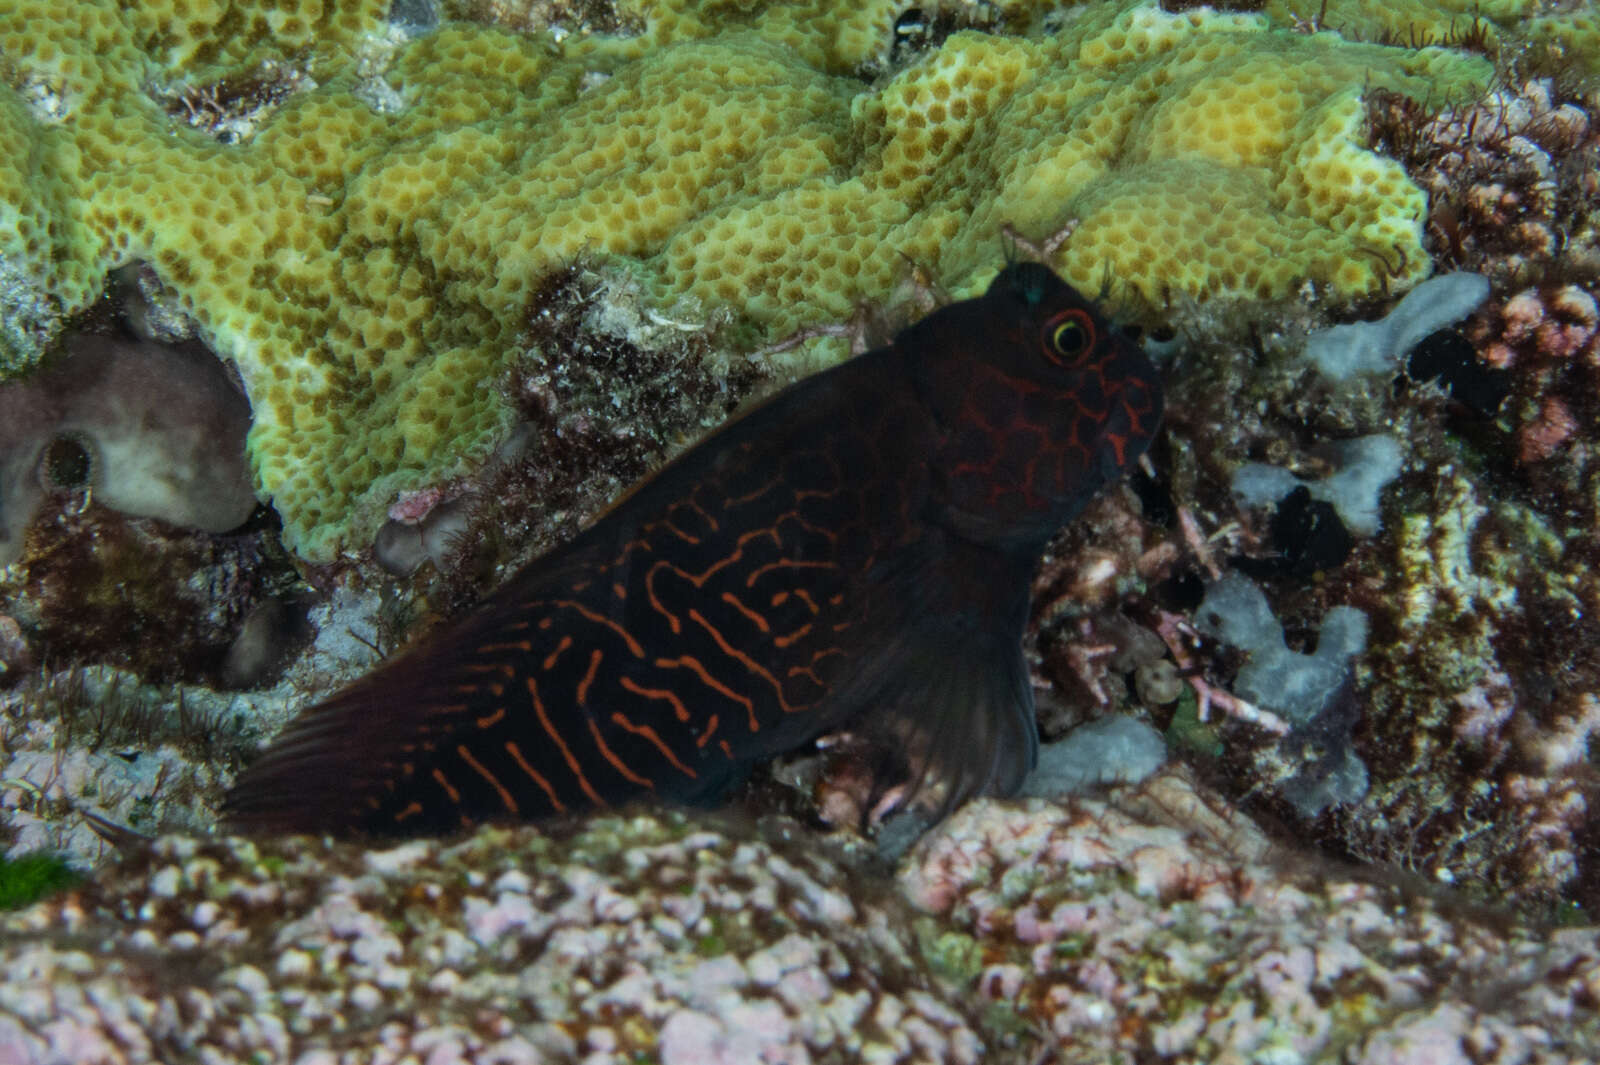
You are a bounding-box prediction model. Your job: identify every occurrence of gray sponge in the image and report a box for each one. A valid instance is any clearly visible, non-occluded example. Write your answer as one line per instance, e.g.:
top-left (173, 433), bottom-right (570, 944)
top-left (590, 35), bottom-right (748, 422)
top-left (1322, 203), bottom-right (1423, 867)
top-left (1231, 434), bottom-right (1403, 536)
top-left (1196, 575), bottom-right (1367, 729)
top-left (1304, 272), bottom-right (1490, 380)
top-left (1195, 575), bottom-right (1370, 816)
top-left (0, 335), bottom-right (256, 565)
top-left (1018, 714), bottom-right (1168, 798)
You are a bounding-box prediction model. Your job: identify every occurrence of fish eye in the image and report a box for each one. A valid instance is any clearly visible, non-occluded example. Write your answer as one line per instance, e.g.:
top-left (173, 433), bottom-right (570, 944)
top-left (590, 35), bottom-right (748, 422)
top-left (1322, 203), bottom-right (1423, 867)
top-left (1044, 310), bottom-right (1094, 363)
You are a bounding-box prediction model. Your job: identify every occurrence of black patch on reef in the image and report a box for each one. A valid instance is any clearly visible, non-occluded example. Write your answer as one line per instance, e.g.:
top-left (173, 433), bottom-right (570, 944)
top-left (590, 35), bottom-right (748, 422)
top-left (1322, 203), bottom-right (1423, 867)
top-left (1234, 486), bottom-right (1352, 579)
top-left (1127, 456), bottom-right (1175, 528)
top-left (1160, 0), bottom-right (1264, 11)
top-left (888, 3), bottom-right (1002, 67)
top-left (1157, 570), bottom-right (1206, 613)
top-left (1127, 433), bottom-right (1175, 527)
top-left (1405, 328), bottom-right (1510, 417)
top-left (387, 0), bottom-right (439, 33)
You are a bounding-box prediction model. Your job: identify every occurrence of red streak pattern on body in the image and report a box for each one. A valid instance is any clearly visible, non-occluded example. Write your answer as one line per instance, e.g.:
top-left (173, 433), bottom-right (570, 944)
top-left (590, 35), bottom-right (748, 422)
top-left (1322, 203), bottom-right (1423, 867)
top-left (223, 262), bottom-right (1161, 836)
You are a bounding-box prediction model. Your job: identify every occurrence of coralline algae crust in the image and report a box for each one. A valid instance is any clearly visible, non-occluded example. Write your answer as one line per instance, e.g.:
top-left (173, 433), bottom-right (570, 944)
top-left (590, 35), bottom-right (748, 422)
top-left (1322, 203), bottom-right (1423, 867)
top-left (0, 0), bottom-right (1501, 559)
top-left (7, 783), bottom-right (1598, 1064)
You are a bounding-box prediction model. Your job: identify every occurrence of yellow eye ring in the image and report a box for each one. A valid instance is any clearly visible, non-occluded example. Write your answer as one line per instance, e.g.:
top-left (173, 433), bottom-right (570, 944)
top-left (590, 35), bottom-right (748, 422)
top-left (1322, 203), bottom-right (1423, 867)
top-left (1047, 313), bottom-right (1093, 360)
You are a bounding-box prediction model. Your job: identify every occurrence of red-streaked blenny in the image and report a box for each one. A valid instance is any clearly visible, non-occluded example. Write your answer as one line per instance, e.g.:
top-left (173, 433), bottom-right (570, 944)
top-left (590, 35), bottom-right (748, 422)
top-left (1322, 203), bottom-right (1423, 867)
top-left (222, 261), bottom-right (1163, 836)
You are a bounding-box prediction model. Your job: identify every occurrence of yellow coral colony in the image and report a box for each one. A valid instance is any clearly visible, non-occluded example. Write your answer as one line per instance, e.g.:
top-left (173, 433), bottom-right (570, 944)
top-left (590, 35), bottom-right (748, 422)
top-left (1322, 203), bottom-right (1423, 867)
top-left (0, 0), bottom-right (1499, 561)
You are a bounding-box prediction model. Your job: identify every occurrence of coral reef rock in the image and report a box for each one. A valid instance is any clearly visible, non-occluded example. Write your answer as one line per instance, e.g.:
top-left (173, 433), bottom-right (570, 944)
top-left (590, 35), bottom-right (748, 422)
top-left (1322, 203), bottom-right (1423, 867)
top-left (2, 777), bottom-right (1598, 1063)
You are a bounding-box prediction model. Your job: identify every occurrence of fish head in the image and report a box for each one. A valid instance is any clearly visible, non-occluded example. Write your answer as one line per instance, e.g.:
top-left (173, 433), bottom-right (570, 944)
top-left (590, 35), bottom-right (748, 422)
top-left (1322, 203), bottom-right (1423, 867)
top-left (905, 261), bottom-right (1164, 549)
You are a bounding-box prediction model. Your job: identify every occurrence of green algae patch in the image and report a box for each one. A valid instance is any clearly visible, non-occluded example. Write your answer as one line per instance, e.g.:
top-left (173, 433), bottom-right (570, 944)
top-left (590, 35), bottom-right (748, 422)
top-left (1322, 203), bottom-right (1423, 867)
top-left (0, 851), bottom-right (82, 911)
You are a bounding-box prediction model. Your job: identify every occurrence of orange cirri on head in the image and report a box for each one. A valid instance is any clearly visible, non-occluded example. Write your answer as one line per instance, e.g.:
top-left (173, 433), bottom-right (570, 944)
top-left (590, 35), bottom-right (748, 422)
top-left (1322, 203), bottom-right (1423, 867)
top-left (220, 261), bottom-right (1162, 838)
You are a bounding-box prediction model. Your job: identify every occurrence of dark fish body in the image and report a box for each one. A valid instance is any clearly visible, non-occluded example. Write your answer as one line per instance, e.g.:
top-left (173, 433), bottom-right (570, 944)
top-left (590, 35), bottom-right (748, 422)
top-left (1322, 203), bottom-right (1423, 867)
top-left (222, 262), bottom-right (1162, 836)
